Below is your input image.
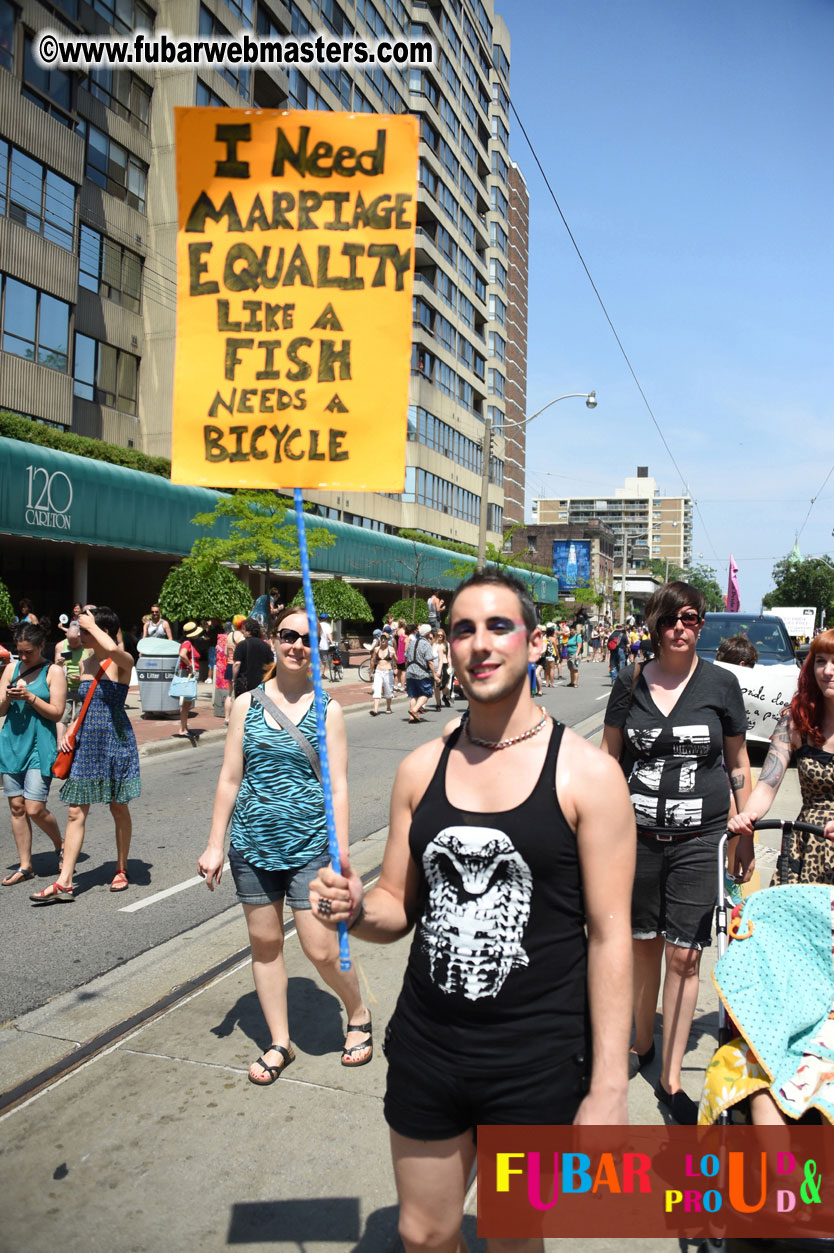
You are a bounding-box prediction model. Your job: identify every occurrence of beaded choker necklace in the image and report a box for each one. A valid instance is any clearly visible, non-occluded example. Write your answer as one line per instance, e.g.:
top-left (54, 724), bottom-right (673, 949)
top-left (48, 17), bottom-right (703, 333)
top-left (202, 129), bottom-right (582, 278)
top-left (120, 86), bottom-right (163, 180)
top-left (462, 708), bottom-right (549, 751)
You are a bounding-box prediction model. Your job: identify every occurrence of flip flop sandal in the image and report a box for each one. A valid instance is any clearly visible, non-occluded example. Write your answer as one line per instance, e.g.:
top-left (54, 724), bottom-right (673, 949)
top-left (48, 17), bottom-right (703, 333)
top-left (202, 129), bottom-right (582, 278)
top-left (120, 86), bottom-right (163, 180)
top-left (2, 867), bottom-right (35, 887)
top-left (248, 1044), bottom-right (295, 1086)
top-left (341, 1020), bottom-right (373, 1068)
top-left (110, 870), bottom-right (129, 892)
top-left (30, 881), bottom-right (75, 905)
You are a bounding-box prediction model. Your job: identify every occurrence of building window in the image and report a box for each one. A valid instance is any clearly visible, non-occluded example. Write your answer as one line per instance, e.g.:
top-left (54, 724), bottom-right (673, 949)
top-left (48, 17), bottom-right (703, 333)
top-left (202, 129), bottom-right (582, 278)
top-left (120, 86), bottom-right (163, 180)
top-left (196, 78), bottom-right (226, 107)
top-left (92, 0), bottom-right (154, 34)
top-left (487, 502), bottom-right (503, 533)
top-left (88, 69), bottom-right (151, 134)
top-left (490, 220), bottom-right (508, 252)
top-left (199, 6), bottom-right (250, 97)
top-left (487, 368), bottom-right (504, 398)
top-left (487, 405), bottom-right (504, 435)
top-left (488, 331), bottom-right (505, 362)
top-left (77, 120), bottom-right (148, 212)
top-left (1, 275), bottom-right (69, 371)
top-left (74, 333), bottom-right (139, 413)
top-left (79, 225), bottom-right (142, 312)
top-left (489, 257), bottom-right (507, 289)
top-left (0, 0), bottom-right (15, 72)
top-left (1, 144), bottom-right (76, 250)
top-left (22, 33), bottom-right (74, 125)
top-left (488, 292), bottom-right (506, 325)
top-left (490, 184), bottom-right (508, 216)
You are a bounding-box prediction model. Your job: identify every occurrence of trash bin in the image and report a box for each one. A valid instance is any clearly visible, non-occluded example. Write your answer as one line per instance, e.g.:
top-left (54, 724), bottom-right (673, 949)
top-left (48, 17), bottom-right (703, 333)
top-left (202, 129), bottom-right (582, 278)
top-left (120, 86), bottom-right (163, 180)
top-left (136, 637), bottom-right (181, 715)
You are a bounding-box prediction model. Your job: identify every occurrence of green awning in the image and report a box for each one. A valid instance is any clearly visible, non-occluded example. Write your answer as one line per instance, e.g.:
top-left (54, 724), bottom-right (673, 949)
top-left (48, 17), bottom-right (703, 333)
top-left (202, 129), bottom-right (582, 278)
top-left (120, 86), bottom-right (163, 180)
top-left (1, 435), bottom-right (563, 602)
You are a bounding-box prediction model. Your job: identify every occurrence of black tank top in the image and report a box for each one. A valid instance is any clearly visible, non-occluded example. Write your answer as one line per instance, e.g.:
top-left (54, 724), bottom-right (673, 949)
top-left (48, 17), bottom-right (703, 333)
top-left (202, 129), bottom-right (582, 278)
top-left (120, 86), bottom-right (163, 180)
top-left (390, 721), bottom-right (589, 1074)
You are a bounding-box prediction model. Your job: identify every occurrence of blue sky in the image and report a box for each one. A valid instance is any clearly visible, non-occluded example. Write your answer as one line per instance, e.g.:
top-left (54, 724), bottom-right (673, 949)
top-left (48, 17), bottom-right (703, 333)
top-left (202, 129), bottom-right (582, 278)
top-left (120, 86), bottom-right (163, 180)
top-left (497, 0), bottom-right (833, 610)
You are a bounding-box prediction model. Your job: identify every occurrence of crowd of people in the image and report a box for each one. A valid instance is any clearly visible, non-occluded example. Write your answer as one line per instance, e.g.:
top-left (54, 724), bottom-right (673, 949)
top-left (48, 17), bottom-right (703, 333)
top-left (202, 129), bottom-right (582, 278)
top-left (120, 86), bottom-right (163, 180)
top-left (3, 575), bottom-right (834, 1252)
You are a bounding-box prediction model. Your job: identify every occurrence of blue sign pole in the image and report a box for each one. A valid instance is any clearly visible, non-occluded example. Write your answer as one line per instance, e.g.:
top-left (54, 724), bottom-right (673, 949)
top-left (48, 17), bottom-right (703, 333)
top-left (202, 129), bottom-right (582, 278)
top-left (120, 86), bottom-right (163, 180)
top-left (293, 489), bottom-right (351, 971)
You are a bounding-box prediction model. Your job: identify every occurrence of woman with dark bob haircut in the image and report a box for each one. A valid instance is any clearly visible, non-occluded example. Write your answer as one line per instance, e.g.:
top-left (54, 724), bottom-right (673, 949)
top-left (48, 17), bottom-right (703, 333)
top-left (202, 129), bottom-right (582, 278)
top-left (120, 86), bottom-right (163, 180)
top-left (601, 581), bottom-right (752, 1124)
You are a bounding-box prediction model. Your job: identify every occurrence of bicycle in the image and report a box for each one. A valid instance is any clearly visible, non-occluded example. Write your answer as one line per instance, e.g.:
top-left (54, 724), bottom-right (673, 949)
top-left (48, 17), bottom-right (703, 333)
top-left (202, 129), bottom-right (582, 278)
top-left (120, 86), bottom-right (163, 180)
top-left (322, 649), bottom-right (343, 682)
top-left (357, 658), bottom-right (372, 684)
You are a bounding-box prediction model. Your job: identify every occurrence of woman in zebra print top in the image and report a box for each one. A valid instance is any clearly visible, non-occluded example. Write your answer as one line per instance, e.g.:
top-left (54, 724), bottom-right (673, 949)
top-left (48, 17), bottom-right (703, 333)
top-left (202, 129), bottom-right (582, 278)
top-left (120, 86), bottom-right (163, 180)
top-left (198, 607), bottom-right (373, 1084)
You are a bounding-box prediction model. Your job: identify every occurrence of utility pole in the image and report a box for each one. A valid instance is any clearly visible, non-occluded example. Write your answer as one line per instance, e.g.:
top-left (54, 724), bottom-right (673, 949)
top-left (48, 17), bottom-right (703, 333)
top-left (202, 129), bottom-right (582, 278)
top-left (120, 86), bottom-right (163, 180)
top-left (619, 523), bottom-right (628, 624)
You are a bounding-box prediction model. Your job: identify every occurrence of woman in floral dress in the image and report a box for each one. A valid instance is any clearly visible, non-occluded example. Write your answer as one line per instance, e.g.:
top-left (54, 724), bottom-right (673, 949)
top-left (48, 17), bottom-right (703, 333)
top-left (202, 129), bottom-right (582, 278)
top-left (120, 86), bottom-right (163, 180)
top-left (30, 607), bottom-right (140, 903)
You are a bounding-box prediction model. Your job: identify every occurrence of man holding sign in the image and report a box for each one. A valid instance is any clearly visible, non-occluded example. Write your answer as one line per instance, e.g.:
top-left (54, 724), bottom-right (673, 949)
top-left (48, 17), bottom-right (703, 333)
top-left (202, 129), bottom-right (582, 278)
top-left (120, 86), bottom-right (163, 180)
top-left (312, 571), bottom-right (635, 1252)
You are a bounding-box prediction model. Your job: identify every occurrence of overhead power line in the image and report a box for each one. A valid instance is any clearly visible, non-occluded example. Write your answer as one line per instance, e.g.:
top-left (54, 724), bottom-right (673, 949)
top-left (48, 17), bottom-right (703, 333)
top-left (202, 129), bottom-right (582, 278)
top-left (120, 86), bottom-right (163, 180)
top-left (508, 98), bottom-right (718, 561)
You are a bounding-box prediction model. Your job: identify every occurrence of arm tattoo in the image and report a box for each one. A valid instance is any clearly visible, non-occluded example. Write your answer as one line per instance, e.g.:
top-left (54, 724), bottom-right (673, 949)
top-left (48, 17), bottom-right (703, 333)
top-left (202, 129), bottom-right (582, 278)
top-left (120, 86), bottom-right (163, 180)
top-left (757, 734), bottom-right (791, 790)
top-left (730, 771), bottom-right (746, 794)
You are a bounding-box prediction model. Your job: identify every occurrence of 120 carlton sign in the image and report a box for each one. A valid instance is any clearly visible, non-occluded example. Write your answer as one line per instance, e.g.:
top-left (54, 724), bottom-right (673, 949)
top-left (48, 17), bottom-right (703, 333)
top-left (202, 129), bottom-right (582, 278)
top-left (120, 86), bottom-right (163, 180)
top-left (25, 464), bottom-right (73, 532)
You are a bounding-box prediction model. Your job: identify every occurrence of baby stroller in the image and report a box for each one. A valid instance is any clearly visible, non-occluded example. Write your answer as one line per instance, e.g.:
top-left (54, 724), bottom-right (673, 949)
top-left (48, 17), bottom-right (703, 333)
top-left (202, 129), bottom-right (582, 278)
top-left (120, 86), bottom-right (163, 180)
top-left (700, 820), bottom-right (832, 1253)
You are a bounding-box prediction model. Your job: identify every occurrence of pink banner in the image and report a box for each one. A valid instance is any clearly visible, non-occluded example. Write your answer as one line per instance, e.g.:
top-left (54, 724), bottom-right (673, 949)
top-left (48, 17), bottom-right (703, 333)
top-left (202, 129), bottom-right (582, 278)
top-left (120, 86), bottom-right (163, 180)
top-left (727, 555), bottom-right (740, 612)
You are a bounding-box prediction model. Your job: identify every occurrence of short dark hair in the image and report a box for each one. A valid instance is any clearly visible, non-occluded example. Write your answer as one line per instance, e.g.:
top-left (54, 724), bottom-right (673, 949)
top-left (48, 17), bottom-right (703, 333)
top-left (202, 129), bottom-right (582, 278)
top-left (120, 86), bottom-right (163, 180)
top-left (645, 581), bottom-right (707, 653)
top-left (715, 635), bottom-right (758, 667)
top-left (92, 605), bottom-right (120, 640)
top-left (242, 617), bottom-right (261, 637)
top-left (447, 570), bottom-right (538, 635)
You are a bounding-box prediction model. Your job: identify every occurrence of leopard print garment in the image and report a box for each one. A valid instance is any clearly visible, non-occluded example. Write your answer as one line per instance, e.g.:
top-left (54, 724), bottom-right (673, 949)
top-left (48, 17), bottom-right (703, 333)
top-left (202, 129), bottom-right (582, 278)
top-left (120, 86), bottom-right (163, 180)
top-left (774, 744), bottom-right (834, 885)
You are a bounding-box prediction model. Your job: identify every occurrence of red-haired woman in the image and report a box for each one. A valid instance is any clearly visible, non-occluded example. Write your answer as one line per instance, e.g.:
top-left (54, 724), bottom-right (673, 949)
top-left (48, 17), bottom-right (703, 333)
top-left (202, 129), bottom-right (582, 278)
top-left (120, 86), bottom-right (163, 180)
top-left (728, 628), bottom-right (834, 882)
top-left (699, 630), bottom-right (834, 1127)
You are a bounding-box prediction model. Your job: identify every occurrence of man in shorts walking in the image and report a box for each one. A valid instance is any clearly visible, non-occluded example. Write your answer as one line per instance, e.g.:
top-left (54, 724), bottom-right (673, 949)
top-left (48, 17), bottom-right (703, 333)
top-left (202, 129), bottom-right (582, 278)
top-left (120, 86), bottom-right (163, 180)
top-left (311, 571), bottom-right (636, 1253)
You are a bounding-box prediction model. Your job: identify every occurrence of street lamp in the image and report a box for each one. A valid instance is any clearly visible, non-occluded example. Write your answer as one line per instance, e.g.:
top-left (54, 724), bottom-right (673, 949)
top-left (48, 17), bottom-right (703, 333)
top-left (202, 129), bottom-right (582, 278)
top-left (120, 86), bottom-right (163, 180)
top-left (477, 392), bottom-right (597, 571)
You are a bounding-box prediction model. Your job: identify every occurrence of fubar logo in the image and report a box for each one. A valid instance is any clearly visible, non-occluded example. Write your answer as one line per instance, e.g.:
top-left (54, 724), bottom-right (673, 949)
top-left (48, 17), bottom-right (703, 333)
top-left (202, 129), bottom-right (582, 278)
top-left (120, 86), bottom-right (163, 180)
top-left (25, 465), bottom-right (73, 532)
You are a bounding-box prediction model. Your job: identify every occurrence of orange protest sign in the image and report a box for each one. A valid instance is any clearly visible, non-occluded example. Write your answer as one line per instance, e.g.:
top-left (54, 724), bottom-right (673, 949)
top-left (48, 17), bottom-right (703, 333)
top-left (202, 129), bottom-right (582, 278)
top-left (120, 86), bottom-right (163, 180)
top-left (172, 109), bottom-right (418, 491)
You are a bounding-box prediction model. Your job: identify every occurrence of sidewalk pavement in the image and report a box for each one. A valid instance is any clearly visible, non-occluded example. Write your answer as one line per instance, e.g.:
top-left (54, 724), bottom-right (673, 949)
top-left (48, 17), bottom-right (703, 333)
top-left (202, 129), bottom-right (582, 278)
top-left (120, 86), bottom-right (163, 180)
top-left (0, 724), bottom-right (803, 1253)
top-left (130, 656), bottom-right (384, 758)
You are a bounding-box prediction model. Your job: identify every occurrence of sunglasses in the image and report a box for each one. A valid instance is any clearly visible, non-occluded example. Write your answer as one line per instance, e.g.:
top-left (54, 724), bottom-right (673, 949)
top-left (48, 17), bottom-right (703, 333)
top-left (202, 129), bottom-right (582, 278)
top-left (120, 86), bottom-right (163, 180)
top-left (277, 629), bottom-right (311, 647)
top-left (659, 612), bottom-right (701, 630)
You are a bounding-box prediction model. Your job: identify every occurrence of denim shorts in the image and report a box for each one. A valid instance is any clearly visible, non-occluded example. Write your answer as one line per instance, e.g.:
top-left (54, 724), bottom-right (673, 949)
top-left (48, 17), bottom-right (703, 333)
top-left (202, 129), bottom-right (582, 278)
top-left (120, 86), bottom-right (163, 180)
top-left (227, 843), bottom-right (330, 907)
top-left (2, 769), bottom-right (52, 803)
top-left (406, 676), bottom-right (433, 699)
top-left (632, 829), bottom-right (721, 949)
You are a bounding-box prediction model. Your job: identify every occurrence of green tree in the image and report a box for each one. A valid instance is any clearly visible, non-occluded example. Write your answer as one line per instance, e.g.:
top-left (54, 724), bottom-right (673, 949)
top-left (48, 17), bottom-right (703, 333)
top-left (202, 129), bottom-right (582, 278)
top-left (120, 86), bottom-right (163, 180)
top-left (289, 579), bottom-right (373, 623)
top-left (387, 597), bottom-right (429, 625)
top-left (648, 560), bottom-right (724, 611)
top-left (0, 576), bottom-right (14, 627)
top-left (190, 491), bottom-right (335, 583)
top-left (158, 559), bottom-right (253, 622)
top-left (763, 554), bottom-right (834, 627)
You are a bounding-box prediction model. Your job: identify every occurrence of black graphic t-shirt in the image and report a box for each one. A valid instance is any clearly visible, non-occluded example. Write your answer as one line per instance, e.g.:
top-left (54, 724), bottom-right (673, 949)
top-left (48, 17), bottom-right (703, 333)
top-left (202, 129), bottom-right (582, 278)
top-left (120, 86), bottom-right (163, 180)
top-left (605, 659), bottom-right (746, 838)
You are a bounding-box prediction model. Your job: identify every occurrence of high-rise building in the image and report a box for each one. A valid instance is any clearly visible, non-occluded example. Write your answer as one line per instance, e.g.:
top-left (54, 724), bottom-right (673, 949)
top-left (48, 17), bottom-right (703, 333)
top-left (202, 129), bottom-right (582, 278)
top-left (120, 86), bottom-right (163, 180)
top-left (500, 158), bottom-right (527, 527)
top-left (0, 0), bottom-right (527, 553)
top-left (533, 466), bottom-right (693, 571)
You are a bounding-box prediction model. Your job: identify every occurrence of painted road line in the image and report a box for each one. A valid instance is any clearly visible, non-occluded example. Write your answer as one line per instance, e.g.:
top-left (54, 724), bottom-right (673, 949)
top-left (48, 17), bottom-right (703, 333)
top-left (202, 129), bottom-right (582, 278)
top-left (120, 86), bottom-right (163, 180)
top-left (119, 862), bottom-right (230, 913)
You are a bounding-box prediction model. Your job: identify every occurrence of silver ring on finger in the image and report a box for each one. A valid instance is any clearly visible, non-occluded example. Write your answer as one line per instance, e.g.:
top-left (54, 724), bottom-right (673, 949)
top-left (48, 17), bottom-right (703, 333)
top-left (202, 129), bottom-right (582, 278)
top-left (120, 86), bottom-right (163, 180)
top-left (317, 897), bottom-right (332, 917)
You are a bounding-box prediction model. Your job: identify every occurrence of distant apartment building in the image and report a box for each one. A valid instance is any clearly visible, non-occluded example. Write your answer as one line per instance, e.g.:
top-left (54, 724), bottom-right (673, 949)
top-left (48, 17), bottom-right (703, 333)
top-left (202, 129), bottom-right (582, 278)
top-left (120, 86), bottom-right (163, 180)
top-left (0, 0), bottom-right (527, 553)
top-left (533, 466), bottom-right (693, 572)
top-left (507, 518), bottom-right (616, 612)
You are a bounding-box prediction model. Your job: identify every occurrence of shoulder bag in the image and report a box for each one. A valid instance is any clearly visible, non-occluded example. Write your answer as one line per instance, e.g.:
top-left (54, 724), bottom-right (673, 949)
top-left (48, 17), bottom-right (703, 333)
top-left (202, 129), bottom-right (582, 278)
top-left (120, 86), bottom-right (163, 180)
top-left (169, 645), bottom-right (198, 700)
top-left (52, 660), bottom-right (110, 778)
top-left (250, 687), bottom-right (322, 784)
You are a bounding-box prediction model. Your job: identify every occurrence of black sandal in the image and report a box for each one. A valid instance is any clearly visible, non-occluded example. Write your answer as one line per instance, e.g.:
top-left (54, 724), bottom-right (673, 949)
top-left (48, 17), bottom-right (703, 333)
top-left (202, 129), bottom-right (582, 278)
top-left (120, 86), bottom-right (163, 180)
top-left (248, 1043), bottom-right (295, 1086)
top-left (341, 1020), bottom-right (373, 1067)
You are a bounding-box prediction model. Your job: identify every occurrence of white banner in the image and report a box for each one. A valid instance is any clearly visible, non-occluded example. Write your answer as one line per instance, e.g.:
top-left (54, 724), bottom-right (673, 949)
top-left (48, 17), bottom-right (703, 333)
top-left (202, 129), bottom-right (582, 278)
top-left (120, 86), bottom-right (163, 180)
top-left (715, 660), bottom-right (798, 741)
top-left (770, 606), bottom-right (816, 638)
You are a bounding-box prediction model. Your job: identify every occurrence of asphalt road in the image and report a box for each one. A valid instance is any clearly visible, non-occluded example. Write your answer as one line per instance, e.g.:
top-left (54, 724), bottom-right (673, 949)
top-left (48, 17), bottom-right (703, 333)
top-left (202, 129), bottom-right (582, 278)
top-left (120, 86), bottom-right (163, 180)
top-left (0, 663), bottom-right (614, 1024)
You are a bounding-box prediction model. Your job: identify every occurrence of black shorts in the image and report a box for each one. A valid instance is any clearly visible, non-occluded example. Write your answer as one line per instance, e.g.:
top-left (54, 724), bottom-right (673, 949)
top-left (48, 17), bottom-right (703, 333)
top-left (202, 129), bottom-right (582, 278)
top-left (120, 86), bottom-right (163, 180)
top-left (383, 1027), bottom-right (589, 1140)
